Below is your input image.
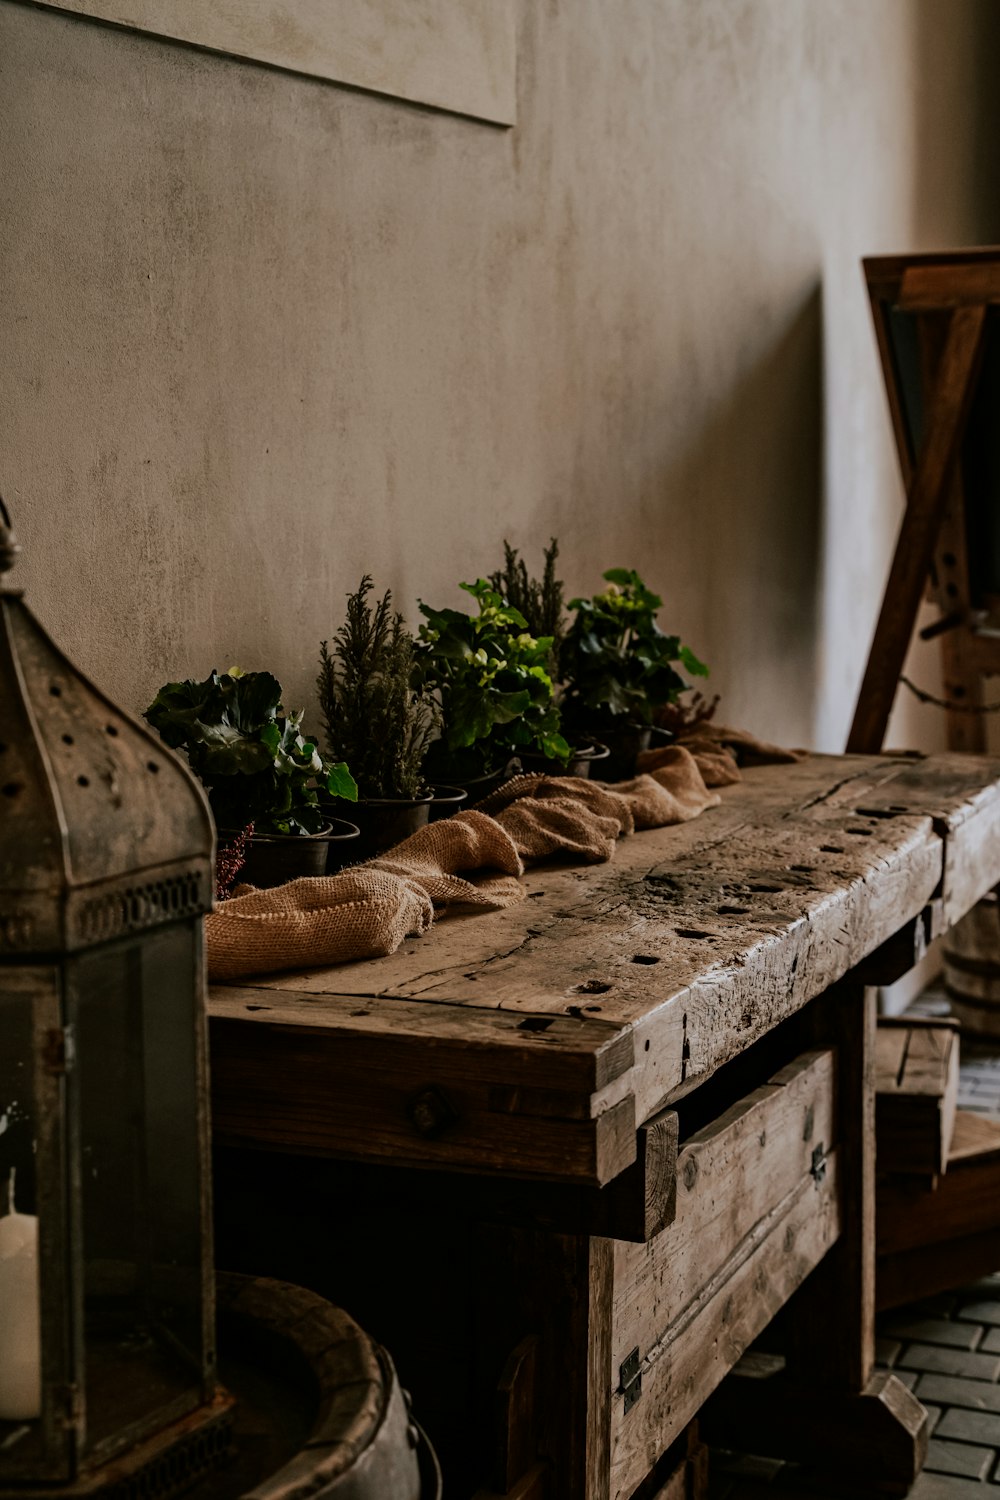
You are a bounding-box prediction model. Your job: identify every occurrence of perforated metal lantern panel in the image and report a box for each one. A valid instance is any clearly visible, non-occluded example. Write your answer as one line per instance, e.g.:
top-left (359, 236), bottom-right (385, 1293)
top-left (0, 509), bottom-right (224, 1494)
top-left (0, 592), bottom-right (213, 956)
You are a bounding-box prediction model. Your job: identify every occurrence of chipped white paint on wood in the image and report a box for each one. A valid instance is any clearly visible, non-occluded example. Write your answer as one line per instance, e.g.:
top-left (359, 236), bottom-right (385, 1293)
top-left (40, 0), bottom-right (517, 124)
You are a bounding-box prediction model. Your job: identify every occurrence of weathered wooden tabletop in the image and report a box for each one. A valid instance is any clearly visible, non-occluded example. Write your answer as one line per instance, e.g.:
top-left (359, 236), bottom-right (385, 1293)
top-left (208, 752), bottom-right (1000, 1187)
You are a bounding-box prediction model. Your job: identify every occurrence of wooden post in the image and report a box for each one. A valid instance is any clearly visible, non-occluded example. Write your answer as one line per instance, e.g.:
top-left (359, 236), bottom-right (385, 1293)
top-left (848, 305), bottom-right (987, 753)
top-left (934, 470), bottom-right (987, 752)
top-left (786, 980), bottom-right (875, 1390)
top-left (475, 1226), bottom-right (613, 1500)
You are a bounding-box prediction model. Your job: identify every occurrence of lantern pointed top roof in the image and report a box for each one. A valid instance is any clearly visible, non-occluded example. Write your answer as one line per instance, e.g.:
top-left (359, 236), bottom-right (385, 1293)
top-left (0, 504), bottom-right (214, 954)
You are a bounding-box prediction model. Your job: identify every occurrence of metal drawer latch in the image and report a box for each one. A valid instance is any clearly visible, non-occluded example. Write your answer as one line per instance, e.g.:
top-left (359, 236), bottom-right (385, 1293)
top-left (619, 1347), bottom-right (642, 1414)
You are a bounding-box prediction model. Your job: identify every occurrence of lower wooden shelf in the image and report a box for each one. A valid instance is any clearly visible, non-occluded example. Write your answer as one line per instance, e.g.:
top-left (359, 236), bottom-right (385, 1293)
top-left (875, 1016), bottom-right (959, 1176)
top-left (878, 1108), bottom-right (1000, 1309)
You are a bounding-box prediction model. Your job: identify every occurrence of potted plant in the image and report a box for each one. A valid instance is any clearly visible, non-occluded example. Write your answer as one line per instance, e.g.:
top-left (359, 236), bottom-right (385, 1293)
top-left (488, 538), bottom-right (607, 778)
top-left (415, 578), bottom-right (570, 795)
top-left (144, 667), bottom-right (359, 887)
top-left (317, 576), bottom-right (440, 856)
top-left (561, 568), bottom-right (709, 779)
top-left (489, 538), bottom-right (566, 679)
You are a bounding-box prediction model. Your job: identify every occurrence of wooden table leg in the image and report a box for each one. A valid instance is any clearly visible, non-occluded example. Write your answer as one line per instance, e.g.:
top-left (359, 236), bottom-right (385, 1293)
top-left (702, 981), bottom-right (928, 1488)
top-left (474, 1224), bottom-right (613, 1500)
top-left (789, 980), bottom-right (877, 1388)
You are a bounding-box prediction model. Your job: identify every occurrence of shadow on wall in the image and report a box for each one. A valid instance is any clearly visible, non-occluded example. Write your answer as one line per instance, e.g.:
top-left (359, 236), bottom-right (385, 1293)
top-left (912, 1), bottom-right (1000, 247)
top-left (659, 285), bottom-right (824, 746)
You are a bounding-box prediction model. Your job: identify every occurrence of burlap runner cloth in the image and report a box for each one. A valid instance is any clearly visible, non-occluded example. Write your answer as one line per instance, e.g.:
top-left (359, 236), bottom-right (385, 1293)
top-left (673, 722), bottom-right (807, 769)
top-left (363, 810), bottom-right (525, 905)
top-left (205, 868), bottom-right (433, 980)
top-left (207, 733), bottom-right (802, 981)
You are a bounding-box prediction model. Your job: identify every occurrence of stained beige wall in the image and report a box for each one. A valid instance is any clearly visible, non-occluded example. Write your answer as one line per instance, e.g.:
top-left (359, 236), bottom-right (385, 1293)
top-left (2, 0), bottom-right (998, 749)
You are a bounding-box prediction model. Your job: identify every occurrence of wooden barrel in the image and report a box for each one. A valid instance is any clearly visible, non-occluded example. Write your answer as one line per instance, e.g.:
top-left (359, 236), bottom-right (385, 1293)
top-left (942, 893), bottom-right (1000, 1037)
top-left (216, 1272), bottom-right (439, 1500)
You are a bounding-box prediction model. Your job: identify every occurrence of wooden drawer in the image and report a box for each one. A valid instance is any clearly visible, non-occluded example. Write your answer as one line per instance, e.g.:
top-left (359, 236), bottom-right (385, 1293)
top-left (875, 1016), bottom-right (959, 1176)
top-left (608, 1049), bottom-right (840, 1500)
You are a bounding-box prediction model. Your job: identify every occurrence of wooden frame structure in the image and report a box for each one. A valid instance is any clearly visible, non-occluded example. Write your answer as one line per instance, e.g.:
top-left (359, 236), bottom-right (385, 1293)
top-left (208, 752), bottom-right (1000, 1498)
top-left (849, 248), bottom-right (1000, 754)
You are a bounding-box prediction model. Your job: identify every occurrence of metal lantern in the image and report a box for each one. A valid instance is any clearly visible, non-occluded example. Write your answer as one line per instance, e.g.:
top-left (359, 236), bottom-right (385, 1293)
top-left (0, 505), bottom-right (232, 1496)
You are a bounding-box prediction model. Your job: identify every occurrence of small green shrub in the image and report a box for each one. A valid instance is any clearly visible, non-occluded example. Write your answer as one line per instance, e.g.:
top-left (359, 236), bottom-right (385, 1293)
top-left (488, 538), bottom-right (565, 678)
top-left (317, 576), bottom-right (437, 800)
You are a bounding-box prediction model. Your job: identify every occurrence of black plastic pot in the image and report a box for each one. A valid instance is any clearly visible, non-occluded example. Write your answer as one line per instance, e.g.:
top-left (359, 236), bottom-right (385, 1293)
top-left (603, 724), bottom-right (678, 781)
top-left (579, 723), bottom-right (651, 782)
top-left (324, 818), bottom-right (364, 873)
top-left (349, 794), bottom-right (434, 859)
top-left (517, 741), bottom-right (611, 780)
top-left (428, 784), bottom-right (470, 822)
top-left (648, 725), bottom-right (676, 748)
top-left (231, 823), bottom-right (358, 890)
top-left (443, 759), bottom-right (522, 806)
top-left (583, 741), bottom-right (612, 773)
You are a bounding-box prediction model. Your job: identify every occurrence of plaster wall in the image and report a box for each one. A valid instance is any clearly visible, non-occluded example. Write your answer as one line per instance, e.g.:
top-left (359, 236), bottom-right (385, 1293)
top-left (2, 0), bottom-right (998, 748)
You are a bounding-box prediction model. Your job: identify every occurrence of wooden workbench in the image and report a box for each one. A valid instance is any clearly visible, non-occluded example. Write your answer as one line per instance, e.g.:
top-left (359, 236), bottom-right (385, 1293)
top-left (208, 752), bottom-right (1000, 1500)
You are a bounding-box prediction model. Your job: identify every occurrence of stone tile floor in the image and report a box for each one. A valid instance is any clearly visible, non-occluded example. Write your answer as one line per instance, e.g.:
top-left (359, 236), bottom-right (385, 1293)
top-left (710, 991), bottom-right (1000, 1499)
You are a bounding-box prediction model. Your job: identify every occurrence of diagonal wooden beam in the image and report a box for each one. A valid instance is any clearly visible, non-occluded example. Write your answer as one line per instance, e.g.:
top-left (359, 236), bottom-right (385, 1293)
top-left (847, 304), bottom-right (988, 753)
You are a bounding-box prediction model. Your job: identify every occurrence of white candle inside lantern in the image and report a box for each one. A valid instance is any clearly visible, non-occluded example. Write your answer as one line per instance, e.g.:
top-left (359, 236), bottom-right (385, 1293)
top-left (0, 1171), bottom-right (42, 1422)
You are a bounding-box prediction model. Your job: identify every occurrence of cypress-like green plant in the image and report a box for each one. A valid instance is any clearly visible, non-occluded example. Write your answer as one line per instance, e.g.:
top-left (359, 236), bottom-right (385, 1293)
top-left (489, 538), bottom-right (565, 679)
top-left (317, 576), bottom-right (437, 800)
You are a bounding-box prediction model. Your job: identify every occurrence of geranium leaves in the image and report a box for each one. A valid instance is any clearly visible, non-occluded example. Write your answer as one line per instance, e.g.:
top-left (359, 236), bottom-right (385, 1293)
top-left (562, 569), bottom-right (708, 730)
top-left (144, 667), bottom-right (357, 836)
top-left (416, 579), bottom-right (570, 777)
top-left (325, 760), bottom-right (360, 801)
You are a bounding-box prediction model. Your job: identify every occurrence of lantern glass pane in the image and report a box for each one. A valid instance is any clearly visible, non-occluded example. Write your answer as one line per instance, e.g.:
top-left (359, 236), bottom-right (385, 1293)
top-left (0, 982), bottom-right (43, 1436)
top-left (72, 923), bottom-right (206, 1461)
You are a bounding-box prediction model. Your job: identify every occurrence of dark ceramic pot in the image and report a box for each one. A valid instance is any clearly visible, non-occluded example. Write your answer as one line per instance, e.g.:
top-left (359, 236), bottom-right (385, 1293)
top-left (350, 794), bottom-right (434, 859)
top-left (428, 784), bottom-right (470, 822)
top-left (230, 824), bottom-right (355, 890)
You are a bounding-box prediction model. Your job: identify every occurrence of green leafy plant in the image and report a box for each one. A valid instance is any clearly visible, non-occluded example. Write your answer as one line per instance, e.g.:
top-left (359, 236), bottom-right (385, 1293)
top-left (317, 575), bottom-right (437, 800)
top-left (415, 579), bottom-right (570, 780)
top-left (488, 538), bottom-right (565, 678)
top-left (561, 568), bottom-right (709, 730)
top-left (144, 667), bottom-right (357, 836)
